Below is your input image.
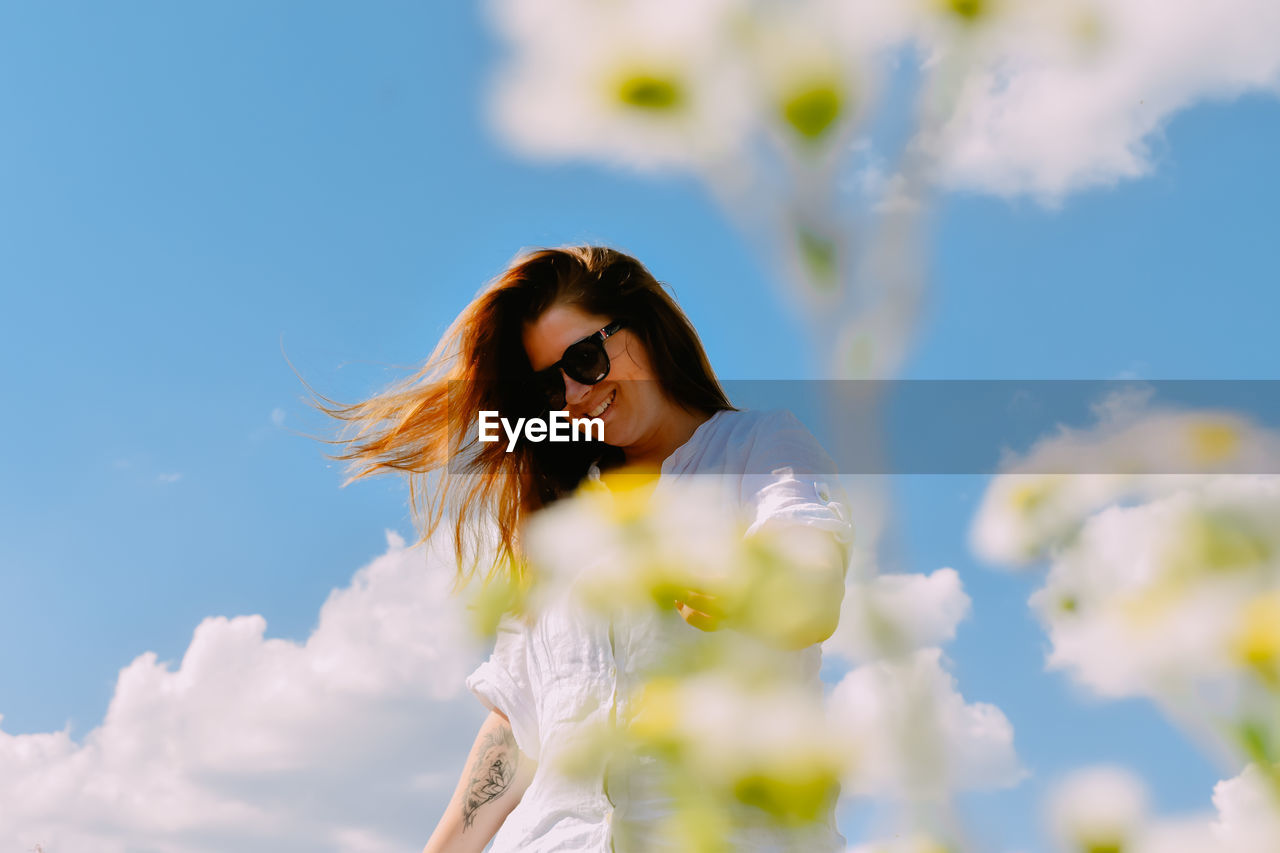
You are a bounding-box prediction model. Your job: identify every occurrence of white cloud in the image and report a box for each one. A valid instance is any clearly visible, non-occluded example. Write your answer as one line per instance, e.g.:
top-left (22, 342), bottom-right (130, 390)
top-left (826, 568), bottom-right (972, 664)
top-left (827, 648), bottom-right (1024, 797)
top-left (930, 0), bottom-right (1280, 201)
top-left (156, 472), bottom-right (182, 484)
top-left (1211, 764), bottom-right (1280, 852)
top-left (0, 531), bottom-right (488, 853)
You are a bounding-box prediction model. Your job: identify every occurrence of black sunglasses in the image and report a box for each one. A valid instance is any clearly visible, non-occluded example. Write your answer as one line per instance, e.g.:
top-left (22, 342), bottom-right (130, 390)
top-left (531, 320), bottom-right (625, 410)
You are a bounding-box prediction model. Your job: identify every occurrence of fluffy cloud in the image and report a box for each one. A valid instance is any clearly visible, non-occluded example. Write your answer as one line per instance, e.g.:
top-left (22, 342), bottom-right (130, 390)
top-left (825, 568), bottom-right (972, 665)
top-left (1212, 764), bottom-right (1280, 852)
top-left (0, 532), bottom-right (488, 853)
top-left (827, 648), bottom-right (1024, 797)
top-left (928, 0), bottom-right (1280, 200)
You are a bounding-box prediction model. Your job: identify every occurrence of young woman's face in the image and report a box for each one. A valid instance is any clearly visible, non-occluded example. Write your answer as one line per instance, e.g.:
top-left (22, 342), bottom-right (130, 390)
top-left (523, 303), bottom-right (670, 452)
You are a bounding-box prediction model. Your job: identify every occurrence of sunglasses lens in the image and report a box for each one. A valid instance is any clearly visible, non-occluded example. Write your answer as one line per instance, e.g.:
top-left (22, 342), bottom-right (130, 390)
top-left (561, 339), bottom-right (610, 385)
top-left (531, 325), bottom-right (616, 410)
top-left (534, 369), bottom-right (566, 409)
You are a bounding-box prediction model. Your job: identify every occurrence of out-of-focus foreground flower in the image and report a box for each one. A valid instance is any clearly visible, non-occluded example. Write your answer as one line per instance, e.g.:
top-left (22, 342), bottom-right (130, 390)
top-left (477, 0), bottom-right (1280, 845)
top-left (973, 402), bottom-right (1280, 846)
top-left (1047, 763), bottom-right (1280, 853)
top-left (481, 0), bottom-right (1280, 377)
top-left (496, 469), bottom-right (1022, 851)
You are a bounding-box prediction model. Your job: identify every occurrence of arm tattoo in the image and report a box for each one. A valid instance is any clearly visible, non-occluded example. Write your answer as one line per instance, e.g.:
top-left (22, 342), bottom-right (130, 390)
top-left (461, 721), bottom-right (519, 830)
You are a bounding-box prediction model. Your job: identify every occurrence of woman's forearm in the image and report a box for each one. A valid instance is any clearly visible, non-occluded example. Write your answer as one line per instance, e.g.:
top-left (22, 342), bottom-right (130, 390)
top-left (422, 709), bottom-right (536, 853)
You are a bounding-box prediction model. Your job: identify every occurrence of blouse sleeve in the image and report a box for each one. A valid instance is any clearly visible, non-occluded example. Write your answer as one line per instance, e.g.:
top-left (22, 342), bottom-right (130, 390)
top-left (740, 410), bottom-right (854, 564)
top-left (464, 611), bottom-right (541, 762)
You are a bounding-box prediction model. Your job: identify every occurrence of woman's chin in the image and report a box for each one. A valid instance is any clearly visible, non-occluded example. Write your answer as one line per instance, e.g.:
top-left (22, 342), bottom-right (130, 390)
top-left (600, 426), bottom-right (624, 448)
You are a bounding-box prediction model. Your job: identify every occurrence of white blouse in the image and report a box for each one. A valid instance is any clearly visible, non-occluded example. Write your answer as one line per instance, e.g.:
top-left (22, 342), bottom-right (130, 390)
top-left (465, 408), bottom-right (854, 852)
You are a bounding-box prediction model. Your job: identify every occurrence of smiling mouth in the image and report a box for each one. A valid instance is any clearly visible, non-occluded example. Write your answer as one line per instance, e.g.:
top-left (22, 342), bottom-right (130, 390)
top-left (584, 388), bottom-right (616, 419)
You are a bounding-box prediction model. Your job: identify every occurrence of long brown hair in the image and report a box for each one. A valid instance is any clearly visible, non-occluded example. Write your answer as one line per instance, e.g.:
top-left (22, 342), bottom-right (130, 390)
top-left (308, 245), bottom-right (735, 592)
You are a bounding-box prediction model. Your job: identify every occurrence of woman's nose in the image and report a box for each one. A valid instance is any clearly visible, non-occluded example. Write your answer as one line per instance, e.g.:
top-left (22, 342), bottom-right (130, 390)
top-left (562, 372), bottom-right (592, 406)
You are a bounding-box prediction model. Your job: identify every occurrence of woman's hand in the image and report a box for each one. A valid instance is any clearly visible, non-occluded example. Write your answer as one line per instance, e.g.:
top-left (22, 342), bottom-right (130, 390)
top-left (672, 534), bottom-right (847, 649)
top-left (673, 589), bottom-right (725, 632)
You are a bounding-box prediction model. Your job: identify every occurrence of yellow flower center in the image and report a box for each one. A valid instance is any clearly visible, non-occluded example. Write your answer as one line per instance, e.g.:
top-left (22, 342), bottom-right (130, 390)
top-left (616, 73), bottom-right (684, 111)
top-left (1187, 421), bottom-right (1239, 465)
top-left (1178, 512), bottom-right (1271, 573)
top-left (781, 82), bottom-right (843, 140)
top-left (943, 0), bottom-right (987, 22)
top-left (1233, 592), bottom-right (1280, 677)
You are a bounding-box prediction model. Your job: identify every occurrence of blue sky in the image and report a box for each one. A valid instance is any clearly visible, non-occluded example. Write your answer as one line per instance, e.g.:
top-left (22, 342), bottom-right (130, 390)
top-left (2, 2), bottom-right (1278, 850)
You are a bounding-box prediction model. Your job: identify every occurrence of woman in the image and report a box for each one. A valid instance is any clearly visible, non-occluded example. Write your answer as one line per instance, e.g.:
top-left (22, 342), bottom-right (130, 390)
top-left (317, 245), bottom-right (852, 852)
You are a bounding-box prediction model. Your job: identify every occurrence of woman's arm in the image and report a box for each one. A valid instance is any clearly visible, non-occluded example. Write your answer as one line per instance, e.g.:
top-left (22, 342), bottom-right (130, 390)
top-left (674, 532), bottom-right (847, 650)
top-left (422, 709), bottom-right (537, 853)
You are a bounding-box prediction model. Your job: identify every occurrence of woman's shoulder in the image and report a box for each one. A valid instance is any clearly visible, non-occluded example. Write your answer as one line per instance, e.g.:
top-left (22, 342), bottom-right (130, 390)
top-left (727, 407), bottom-right (836, 476)
top-left (665, 407), bottom-right (832, 479)
top-left (710, 407), bottom-right (807, 438)
top-left (718, 407), bottom-right (821, 445)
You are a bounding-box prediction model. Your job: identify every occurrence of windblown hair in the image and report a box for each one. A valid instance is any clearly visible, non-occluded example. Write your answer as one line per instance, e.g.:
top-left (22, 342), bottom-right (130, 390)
top-left (309, 245), bottom-right (734, 592)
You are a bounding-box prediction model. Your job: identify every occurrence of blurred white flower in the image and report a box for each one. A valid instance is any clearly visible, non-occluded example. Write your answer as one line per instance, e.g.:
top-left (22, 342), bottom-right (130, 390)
top-left (1044, 763), bottom-right (1280, 853)
top-left (627, 668), bottom-right (855, 805)
top-left (1047, 765), bottom-right (1148, 853)
top-left (545, 659), bottom-right (856, 850)
top-left (970, 398), bottom-right (1280, 848)
top-left (524, 473), bottom-right (1023, 843)
top-left (484, 0), bottom-right (756, 172)
top-left (922, 0), bottom-right (1280, 201)
top-left (521, 473), bottom-right (749, 623)
top-left (522, 472), bottom-right (847, 649)
top-left (736, 0), bottom-right (879, 157)
top-left (1029, 477), bottom-right (1280, 702)
top-left (482, 0), bottom-right (1280, 390)
top-left (970, 401), bottom-right (1280, 567)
